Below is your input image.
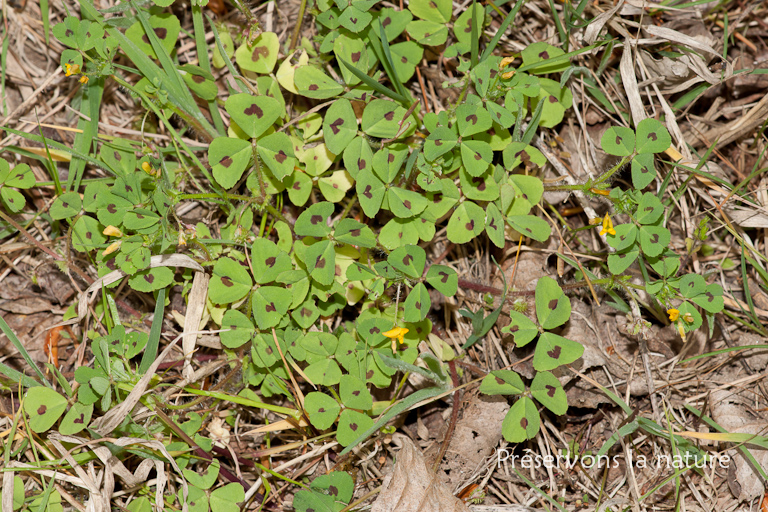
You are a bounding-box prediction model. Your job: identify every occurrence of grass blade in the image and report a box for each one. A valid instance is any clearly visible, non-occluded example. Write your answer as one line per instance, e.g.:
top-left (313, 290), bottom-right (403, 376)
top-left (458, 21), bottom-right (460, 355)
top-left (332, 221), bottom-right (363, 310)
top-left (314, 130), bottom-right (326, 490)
top-left (338, 57), bottom-right (408, 104)
top-left (193, 6), bottom-right (225, 135)
top-left (139, 287), bottom-right (165, 374)
top-left (0, 314), bottom-right (51, 388)
top-left (339, 386), bottom-right (444, 456)
top-left (66, 76), bottom-right (104, 192)
top-left (470, 0), bottom-right (479, 68)
top-left (482, 0), bottom-right (526, 62)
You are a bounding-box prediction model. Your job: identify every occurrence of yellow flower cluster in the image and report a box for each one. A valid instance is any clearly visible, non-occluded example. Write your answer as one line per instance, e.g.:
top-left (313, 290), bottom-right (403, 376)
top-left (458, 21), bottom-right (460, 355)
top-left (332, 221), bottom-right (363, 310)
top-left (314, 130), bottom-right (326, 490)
top-left (64, 63), bottom-right (88, 84)
top-left (102, 225), bottom-right (123, 256)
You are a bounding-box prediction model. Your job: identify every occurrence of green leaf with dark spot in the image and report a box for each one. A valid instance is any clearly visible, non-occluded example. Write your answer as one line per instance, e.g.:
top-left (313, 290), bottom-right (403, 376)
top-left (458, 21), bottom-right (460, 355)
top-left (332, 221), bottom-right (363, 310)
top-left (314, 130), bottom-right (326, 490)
top-left (425, 265), bottom-right (457, 296)
top-left (403, 282), bottom-right (430, 322)
top-left (305, 392), bottom-right (341, 430)
top-left (506, 215), bottom-right (551, 242)
top-left (257, 132), bottom-right (296, 180)
top-left (387, 187), bottom-right (428, 218)
top-left (234, 31), bottom-right (279, 74)
top-left (355, 168), bottom-right (386, 217)
top-left (71, 215), bottom-right (106, 253)
top-left (409, 0), bottom-right (451, 23)
top-left (423, 127), bottom-right (457, 161)
top-left (336, 409), bottom-right (374, 446)
top-left (485, 202), bottom-right (505, 248)
top-left (530, 371), bottom-right (567, 415)
top-left (533, 332), bottom-right (584, 371)
top-left (252, 286), bottom-right (292, 329)
top-left (344, 136), bottom-right (374, 180)
top-left (208, 137), bottom-right (252, 189)
top-left (636, 118), bottom-right (671, 154)
top-left (304, 239), bottom-right (336, 286)
top-left (460, 139), bottom-right (493, 177)
top-left (535, 276), bottom-right (570, 329)
top-left (50, 191), bottom-right (82, 220)
top-left (501, 311), bottom-right (538, 347)
top-left (59, 402), bottom-right (93, 435)
top-left (295, 202), bottom-right (335, 237)
top-left (631, 153), bottom-right (656, 189)
top-left (225, 93), bottom-right (281, 139)
top-left (388, 244), bottom-right (426, 278)
top-left (361, 99), bottom-right (406, 138)
top-left (23, 387), bottom-right (67, 433)
top-left (183, 460), bottom-right (220, 490)
top-left (639, 225), bottom-right (670, 257)
top-left (636, 192), bottom-right (664, 225)
top-left (456, 103), bottom-right (492, 137)
top-left (304, 359), bottom-right (342, 386)
top-left (220, 310), bottom-right (255, 348)
top-left (339, 5), bottom-right (372, 32)
top-left (295, 66), bottom-right (344, 99)
top-left (601, 126), bottom-right (635, 157)
top-left (323, 99), bottom-right (358, 155)
top-left (480, 370), bottom-right (525, 395)
top-left (340, 375), bottom-right (373, 410)
top-left (446, 201), bottom-right (485, 244)
top-left (209, 257), bottom-right (253, 304)
top-left (501, 396), bottom-right (539, 442)
top-left (606, 224), bottom-right (637, 251)
top-left (124, 13), bottom-right (180, 59)
top-left (334, 219), bottom-right (375, 248)
top-left (607, 249), bottom-right (639, 274)
top-left (128, 266), bottom-right (174, 293)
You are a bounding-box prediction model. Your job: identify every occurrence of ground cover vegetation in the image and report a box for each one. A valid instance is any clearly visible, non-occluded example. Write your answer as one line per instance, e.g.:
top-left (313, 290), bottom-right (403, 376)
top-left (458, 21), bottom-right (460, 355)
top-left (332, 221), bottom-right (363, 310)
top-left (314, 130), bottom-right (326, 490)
top-left (1, 0), bottom-right (768, 510)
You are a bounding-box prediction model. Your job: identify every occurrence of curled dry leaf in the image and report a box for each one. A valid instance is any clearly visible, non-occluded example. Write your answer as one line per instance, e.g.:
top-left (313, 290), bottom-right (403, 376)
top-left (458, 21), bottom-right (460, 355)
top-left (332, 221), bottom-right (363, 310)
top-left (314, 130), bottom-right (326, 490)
top-left (372, 436), bottom-right (470, 512)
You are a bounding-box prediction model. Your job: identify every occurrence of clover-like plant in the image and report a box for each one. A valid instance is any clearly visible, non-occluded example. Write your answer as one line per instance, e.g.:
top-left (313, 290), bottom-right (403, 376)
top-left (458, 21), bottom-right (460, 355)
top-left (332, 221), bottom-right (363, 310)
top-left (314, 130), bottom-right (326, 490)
top-left (478, 277), bottom-right (584, 442)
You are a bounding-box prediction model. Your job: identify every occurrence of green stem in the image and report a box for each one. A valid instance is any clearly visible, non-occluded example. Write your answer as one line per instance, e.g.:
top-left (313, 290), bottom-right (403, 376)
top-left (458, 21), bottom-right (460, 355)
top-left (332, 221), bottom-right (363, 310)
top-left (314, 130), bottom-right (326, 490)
top-left (594, 155), bottom-right (632, 185)
top-left (289, 0), bottom-right (308, 51)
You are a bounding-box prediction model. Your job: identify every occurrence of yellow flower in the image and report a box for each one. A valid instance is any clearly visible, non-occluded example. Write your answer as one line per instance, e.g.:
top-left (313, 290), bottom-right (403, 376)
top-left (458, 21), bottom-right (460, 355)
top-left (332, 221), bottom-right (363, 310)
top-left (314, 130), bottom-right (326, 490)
top-left (79, 75), bottom-right (89, 84)
top-left (667, 308), bottom-right (679, 322)
top-left (102, 240), bottom-right (121, 256)
top-left (64, 63), bottom-right (81, 76)
top-left (103, 225), bottom-right (123, 237)
top-left (590, 187), bottom-right (610, 196)
top-left (383, 326), bottom-right (409, 354)
top-left (141, 161), bottom-right (153, 173)
top-left (599, 214), bottom-right (616, 236)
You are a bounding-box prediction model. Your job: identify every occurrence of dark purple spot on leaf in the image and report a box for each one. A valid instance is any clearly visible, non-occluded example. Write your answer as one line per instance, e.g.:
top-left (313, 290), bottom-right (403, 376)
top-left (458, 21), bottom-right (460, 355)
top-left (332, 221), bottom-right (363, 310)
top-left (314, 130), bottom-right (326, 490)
top-left (221, 276), bottom-right (233, 287)
top-left (546, 385), bottom-right (556, 397)
top-left (244, 104), bottom-right (263, 118)
top-left (330, 118), bottom-right (344, 135)
top-left (548, 299), bottom-right (558, 310)
top-left (275, 150), bottom-right (288, 164)
top-left (265, 303), bottom-right (276, 313)
top-left (251, 46), bottom-right (269, 62)
top-left (547, 345), bottom-right (562, 359)
top-left (311, 215), bottom-right (322, 225)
